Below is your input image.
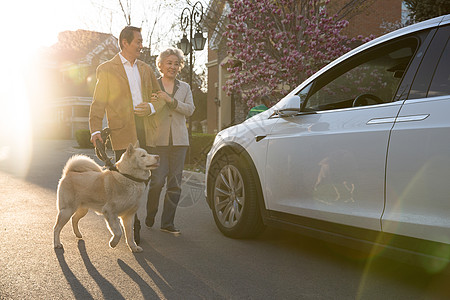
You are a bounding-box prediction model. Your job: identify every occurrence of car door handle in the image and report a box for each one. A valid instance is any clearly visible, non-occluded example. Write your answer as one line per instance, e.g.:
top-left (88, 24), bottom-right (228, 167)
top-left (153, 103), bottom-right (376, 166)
top-left (395, 114), bottom-right (429, 123)
top-left (367, 117), bottom-right (396, 125)
top-left (367, 114), bottom-right (429, 125)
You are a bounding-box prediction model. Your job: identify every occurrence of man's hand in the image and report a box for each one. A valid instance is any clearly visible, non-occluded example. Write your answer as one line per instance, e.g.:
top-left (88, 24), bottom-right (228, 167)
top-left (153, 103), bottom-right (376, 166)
top-left (91, 132), bottom-right (103, 146)
top-left (134, 102), bottom-right (151, 116)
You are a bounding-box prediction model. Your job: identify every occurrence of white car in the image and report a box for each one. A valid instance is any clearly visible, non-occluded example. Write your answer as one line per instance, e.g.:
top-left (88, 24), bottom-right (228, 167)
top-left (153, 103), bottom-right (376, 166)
top-left (205, 14), bottom-right (450, 263)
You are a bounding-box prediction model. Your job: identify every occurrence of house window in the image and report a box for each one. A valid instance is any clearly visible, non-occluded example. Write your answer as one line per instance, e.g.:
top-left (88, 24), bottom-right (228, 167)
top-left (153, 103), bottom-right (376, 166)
top-left (74, 106), bottom-right (90, 118)
top-left (56, 108), bottom-right (64, 122)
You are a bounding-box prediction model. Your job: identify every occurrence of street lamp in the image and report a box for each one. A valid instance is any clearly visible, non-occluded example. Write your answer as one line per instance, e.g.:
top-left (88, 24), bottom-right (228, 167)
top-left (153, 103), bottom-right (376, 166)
top-left (179, 1), bottom-right (207, 142)
top-left (178, 34), bottom-right (190, 55)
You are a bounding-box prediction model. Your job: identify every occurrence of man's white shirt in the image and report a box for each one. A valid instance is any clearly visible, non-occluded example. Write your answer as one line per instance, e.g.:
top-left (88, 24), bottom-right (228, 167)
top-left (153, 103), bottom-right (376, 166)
top-left (91, 53), bottom-right (156, 138)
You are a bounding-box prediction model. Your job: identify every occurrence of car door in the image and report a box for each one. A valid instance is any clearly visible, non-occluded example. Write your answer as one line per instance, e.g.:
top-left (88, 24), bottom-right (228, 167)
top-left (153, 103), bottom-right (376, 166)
top-left (383, 24), bottom-right (450, 244)
top-left (264, 34), bottom-right (426, 231)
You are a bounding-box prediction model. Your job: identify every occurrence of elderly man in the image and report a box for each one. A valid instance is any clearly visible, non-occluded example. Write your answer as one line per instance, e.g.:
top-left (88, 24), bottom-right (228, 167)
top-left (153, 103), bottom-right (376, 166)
top-left (89, 26), bottom-right (165, 244)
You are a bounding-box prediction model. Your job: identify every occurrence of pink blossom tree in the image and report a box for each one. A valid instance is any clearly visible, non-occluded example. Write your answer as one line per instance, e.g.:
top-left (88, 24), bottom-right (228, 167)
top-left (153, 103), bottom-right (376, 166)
top-left (223, 0), bottom-right (359, 108)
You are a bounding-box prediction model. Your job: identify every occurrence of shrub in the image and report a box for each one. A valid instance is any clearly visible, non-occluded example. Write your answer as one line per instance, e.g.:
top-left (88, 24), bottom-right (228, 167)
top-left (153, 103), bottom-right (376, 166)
top-left (75, 129), bottom-right (216, 166)
top-left (75, 129), bottom-right (94, 148)
top-left (186, 132), bottom-right (216, 169)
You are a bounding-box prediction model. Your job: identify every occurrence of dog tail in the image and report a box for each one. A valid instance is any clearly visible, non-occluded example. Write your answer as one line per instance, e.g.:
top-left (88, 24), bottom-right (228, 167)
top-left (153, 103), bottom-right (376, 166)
top-left (62, 155), bottom-right (102, 176)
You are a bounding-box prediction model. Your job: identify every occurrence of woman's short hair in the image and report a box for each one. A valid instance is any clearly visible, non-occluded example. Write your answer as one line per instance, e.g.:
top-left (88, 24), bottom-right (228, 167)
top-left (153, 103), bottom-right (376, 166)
top-left (119, 26), bottom-right (141, 50)
top-left (156, 48), bottom-right (185, 73)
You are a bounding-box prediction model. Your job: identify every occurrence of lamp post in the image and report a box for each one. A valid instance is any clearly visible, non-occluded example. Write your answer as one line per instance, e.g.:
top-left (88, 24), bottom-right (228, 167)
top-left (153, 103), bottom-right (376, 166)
top-left (178, 1), bottom-right (207, 141)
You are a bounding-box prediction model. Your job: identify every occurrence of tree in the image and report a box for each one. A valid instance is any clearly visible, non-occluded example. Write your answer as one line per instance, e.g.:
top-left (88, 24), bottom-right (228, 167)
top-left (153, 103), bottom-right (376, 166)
top-left (118, 0), bottom-right (132, 25)
top-left (404, 0), bottom-right (450, 23)
top-left (85, 0), bottom-right (182, 55)
top-left (223, 0), bottom-right (371, 108)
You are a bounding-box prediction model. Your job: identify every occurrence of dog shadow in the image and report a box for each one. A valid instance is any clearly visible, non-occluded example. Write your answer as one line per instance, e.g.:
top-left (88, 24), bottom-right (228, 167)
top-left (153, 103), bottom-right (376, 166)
top-left (54, 241), bottom-right (125, 300)
top-left (77, 240), bottom-right (125, 300)
top-left (55, 239), bottom-right (223, 299)
top-left (54, 247), bottom-right (94, 300)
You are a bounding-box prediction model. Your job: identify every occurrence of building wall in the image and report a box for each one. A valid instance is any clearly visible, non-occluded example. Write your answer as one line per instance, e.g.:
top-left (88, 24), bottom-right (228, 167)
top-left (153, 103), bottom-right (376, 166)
top-left (206, 61), bottom-right (219, 133)
top-left (53, 97), bottom-right (93, 139)
top-left (218, 64), bottom-right (232, 129)
top-left (343, 0), bottom-right (403, 38)
top-left (234, 95), bottom-right (248, 123)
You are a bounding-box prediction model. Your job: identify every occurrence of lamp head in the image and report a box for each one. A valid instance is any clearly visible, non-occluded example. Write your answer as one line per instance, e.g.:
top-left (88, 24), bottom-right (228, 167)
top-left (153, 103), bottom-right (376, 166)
top-left (193, 30), bottom-right (207, 51)
top-left (178, 34), bottom-right (191, 55)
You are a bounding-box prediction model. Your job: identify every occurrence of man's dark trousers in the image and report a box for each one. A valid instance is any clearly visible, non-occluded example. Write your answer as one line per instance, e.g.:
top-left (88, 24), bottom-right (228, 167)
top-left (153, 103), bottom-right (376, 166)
top-left (114, 115), bottom-right (149, 244)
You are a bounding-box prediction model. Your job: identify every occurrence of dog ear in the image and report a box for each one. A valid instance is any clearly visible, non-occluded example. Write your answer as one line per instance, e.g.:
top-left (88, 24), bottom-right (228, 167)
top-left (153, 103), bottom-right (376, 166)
top-left (126, 143), bottom-right (134, 156)
top-left (134, 141), bottom-right (140, 148)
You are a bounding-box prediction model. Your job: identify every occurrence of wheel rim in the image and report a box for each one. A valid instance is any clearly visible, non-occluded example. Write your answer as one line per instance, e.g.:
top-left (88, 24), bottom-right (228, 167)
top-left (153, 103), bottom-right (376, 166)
top-left (213, 164), bottom-right (245, 228)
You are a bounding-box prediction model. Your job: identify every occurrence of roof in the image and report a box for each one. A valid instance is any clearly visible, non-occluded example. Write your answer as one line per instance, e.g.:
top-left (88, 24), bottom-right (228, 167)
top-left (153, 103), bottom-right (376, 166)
top-left (205, 0), bottom-right (230, 50)
top-left (47, 29), bottom-right (119, 66)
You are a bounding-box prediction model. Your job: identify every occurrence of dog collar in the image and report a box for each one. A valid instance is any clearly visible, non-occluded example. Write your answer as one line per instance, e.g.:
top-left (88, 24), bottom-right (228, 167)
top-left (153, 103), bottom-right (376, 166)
top-left (109, 165), bottom-right (150, 185)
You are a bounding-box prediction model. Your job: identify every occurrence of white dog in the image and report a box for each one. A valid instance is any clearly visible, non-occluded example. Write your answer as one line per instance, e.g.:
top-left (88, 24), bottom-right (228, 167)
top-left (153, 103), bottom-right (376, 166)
top-left (53, 143), bottom-right (159, 252)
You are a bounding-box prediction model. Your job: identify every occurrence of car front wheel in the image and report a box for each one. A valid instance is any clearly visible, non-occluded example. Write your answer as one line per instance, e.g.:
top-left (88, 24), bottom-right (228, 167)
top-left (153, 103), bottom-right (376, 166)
top-left (210, 153), bottom-right (265, 238)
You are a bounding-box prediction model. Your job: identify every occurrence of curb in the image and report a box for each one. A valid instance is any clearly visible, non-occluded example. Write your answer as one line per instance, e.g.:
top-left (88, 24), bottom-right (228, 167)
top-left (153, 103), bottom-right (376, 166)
top-left (182, 170), bottom-right (205, 186)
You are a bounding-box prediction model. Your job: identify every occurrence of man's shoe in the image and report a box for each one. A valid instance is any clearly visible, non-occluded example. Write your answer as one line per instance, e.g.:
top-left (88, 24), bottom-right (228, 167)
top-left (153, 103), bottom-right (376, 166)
top-left (145, 217), bottom-right (155, 228)
top-left (160, 226), bottom-right (181, 235)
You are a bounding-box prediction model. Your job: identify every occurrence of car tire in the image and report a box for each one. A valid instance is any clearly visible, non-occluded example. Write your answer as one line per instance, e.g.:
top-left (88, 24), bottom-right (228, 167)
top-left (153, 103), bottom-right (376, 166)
top-left (209, 152), bottom-right (265, 238)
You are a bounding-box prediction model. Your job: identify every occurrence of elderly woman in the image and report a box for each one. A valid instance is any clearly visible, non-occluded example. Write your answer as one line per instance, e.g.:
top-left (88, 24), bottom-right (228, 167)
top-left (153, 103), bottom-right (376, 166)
top-left (145, 47), bottom-right (195, 234)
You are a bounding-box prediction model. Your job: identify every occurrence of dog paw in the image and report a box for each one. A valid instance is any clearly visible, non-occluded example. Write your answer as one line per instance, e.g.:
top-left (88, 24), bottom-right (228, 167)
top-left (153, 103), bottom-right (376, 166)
top-left (131, 246), bottom-right (143, 253)
top-left (109, 236), bottom-right (120, 248)
top-left (75, 233), bottom-right (82, 239)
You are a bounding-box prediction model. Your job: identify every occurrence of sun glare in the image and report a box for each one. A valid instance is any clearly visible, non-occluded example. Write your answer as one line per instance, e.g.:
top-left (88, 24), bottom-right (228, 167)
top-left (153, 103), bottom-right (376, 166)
top-left (0, 0), bottom-right (76, 176)
top-left (0, 65), bottom-right (33, 176)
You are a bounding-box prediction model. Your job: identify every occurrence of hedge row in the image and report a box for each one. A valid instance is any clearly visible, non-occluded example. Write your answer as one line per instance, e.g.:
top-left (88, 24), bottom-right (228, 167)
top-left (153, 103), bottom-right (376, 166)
top-left (75, 129), bottom-right (94, 148)
top-left (75, 129), bottom-right (215, 167)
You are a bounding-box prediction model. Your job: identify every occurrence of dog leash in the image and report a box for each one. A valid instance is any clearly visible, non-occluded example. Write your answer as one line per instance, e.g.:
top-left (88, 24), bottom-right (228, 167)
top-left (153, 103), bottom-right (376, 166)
top-left (95, 128), bottom-right (150, 185)
top-left (95, 128), bottom-right (115, 169)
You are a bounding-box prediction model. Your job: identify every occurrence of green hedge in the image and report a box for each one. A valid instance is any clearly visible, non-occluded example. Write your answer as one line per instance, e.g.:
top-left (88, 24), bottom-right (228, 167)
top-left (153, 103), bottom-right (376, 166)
top-left (75, 129), bottom-right (114, 149)
top-left (186, 132), bottom-right (216, 168)
top-left (75, 129), bottom-right (94, 148)
top-left (75, 129), bottom-right (216, 168)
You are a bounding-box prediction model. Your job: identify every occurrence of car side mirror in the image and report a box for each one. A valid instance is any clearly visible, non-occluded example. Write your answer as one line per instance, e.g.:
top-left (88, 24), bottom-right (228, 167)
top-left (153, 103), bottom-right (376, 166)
top-left (274, 95), bottom-right (301, 117)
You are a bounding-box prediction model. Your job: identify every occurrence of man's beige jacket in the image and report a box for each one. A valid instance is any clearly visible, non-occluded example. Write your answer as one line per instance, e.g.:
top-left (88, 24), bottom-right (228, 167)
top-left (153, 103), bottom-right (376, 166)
top-left (89, 54), bottom-right (165, 150)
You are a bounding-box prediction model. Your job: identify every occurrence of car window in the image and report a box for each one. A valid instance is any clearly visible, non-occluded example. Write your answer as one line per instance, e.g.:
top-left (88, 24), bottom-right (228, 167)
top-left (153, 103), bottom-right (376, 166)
top-left (428, 36), bottom-right (450, 97)
top-left (303, 38), bottom-right (418, 111)
top-left (408, 26), bottom-right (449, 99)
top-left (298, 83), bottom-right (312, 104)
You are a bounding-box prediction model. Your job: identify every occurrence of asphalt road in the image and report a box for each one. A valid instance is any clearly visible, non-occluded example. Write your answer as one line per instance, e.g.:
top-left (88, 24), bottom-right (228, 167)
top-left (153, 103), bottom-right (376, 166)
top-left (1, 139), bottom-right (450, 299)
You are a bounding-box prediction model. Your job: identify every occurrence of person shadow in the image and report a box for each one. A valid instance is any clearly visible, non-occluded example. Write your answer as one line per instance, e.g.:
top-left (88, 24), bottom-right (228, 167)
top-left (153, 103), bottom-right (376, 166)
top-left (117, 259), bottom-right (163, 299)
top-left (119, 240), bottom-right (225, 299)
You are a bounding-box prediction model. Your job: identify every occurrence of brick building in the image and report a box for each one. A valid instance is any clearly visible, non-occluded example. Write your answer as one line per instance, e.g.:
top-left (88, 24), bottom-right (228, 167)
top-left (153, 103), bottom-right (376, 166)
top-left (205, 0), bottom-right (406, 134)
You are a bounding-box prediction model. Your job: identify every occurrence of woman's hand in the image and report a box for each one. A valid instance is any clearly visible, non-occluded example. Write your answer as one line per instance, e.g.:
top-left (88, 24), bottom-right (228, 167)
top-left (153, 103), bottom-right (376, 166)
top-left (157, 91), bottom-right (174, 104)
top-left (150, 92), bottom-right (159, 103)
